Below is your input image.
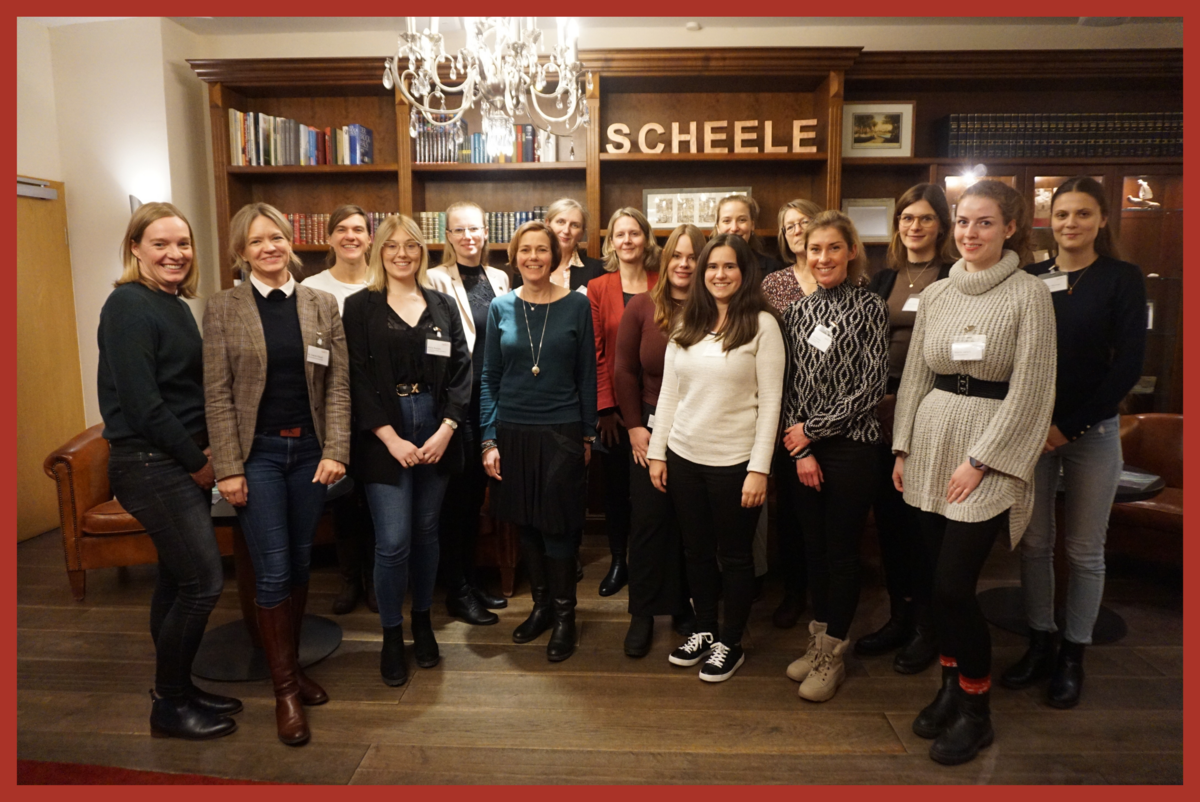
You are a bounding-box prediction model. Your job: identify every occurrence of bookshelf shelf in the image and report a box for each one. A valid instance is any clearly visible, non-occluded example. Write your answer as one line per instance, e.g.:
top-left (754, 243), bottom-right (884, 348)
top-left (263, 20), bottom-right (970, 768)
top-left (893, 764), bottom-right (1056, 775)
top-left (411, 162), bottom-right (586, 173)
top-left (600, 152), bottom-right (827, 163)
top-left (227, 164), bottom-right (399, 175)
top-left (842, 156), bottom-right (1183, 169)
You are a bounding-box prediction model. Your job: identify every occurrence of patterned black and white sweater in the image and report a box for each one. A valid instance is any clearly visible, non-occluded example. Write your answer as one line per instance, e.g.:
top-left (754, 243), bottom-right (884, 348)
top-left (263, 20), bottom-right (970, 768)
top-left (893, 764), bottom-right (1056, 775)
top-left (780, 281), bottom-right (889, 448)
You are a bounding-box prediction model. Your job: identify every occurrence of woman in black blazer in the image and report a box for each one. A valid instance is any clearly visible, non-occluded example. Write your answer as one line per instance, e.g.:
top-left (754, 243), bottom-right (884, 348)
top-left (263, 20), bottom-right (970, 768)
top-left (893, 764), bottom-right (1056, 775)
top-left (513, 197), bottom-right (604, 292)
top-left (343, 214), bottom-right (472, 687)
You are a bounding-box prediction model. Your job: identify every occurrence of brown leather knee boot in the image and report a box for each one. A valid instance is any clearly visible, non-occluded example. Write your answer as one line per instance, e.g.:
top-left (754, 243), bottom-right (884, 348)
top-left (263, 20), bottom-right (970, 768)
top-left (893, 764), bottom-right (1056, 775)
top-left (289, 583), bottom-right (329, 705)
top-left (257, 598), bottom-right (310, 745)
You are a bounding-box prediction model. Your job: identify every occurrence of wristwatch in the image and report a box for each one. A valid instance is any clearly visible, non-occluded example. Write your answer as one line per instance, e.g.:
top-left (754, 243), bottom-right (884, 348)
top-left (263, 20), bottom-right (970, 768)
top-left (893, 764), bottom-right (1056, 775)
top-left (441, 417), bottom-right (458, 431)
top-left (968, 456), bottom-right (988, 472)
top-left (583, 435), bottom-right (597, 444)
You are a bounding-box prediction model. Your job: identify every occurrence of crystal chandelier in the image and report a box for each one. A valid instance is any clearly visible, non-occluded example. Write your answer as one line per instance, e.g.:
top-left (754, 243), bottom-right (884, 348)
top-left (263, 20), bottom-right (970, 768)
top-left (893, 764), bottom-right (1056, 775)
top-left (383, 17), bottom-right (592, 160)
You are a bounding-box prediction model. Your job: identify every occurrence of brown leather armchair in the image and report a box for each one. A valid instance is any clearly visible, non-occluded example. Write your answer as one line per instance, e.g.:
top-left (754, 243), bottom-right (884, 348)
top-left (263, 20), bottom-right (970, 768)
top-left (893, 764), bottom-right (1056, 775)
top-left (1108, 413), bottom-right (1182, 564)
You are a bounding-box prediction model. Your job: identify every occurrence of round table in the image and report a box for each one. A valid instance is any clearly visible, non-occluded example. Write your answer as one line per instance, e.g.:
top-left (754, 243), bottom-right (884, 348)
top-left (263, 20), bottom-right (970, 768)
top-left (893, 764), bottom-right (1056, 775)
top-left (977, 464), bottom-right (1164, 645)
top-left (191, 476), bottom-right (351, 682)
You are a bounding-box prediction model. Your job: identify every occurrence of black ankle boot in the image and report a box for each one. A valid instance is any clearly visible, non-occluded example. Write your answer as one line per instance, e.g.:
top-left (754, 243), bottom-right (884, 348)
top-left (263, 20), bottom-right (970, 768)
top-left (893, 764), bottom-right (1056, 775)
top-left (547, 556), bottom-right (578, 662)
top-left (381, 624), bottom-right (408, 686)
top-left (472, 585), bottom-right (508, 609)
top-left (598, 551), bottom-right (628, 597)
top-left (894, 605), bottom-right (938, 674)
top-left (149, 690), bottom-right (237, 740)
top-left (187, 684), bottom-right (243, 716)
top-left (514, 543), bottom-right (553, 643)
top-left (912, 663), bottom-right (959, 739)
top-left (624, 615), bottom-right (654, 658)
top-left (1000, 628), bottom-right (1056, 689)
top-left (1047, 639), bottom-right (1085, 709)
top-left (331, 575), bottom-right (361, 615)
top-left (930, 687), bottom-right (994, 766)
top-left (854, 597), bottom-right (913, 657)
top-left (410, 609), bottom-right (440, 669)
top-left (447, 585), bottom-right (499, 626)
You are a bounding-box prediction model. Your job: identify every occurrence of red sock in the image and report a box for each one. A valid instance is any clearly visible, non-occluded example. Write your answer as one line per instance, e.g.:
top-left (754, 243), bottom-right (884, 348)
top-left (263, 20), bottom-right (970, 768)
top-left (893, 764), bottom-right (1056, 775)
top-left (939, 655), bottom-right (958, 668)
top-left (959, 674), bottom-right (991, 694)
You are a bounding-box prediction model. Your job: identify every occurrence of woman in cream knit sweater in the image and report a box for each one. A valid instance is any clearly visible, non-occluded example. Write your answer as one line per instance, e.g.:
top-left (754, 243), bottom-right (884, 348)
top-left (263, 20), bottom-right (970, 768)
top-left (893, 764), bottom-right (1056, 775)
top-left (892, 180), bottom-right (1055, 766)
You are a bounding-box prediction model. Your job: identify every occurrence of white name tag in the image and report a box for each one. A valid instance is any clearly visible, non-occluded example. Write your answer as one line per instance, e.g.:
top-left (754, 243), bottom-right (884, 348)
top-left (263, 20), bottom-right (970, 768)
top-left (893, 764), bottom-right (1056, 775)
top-left (951, 334), bottom-right (987, 361)
top-left (902, 295), bottom-right (920, 312)
top-left (647, 413), bottom-right (656, 430)
top-left (306, 345), bottom-right (330, 366)
top-left (1042, 273), bottom-right (1069, 293)
top-left (808, 324), bottom-right (834, 353)
top-left (426, 338), bottom-right (452, 357)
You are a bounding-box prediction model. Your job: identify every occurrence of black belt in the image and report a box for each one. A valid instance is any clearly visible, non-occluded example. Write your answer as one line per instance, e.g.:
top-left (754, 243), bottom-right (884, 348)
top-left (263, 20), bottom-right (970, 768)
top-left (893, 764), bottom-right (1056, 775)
top-left (934, 373), bottom-right (1009, 400)
top-left (396, 382), bottom-right (423, 396)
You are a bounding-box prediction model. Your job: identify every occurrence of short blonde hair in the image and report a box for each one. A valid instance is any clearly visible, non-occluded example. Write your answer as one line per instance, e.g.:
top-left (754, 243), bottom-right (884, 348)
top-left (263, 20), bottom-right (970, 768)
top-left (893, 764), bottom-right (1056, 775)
top-left (366, 215), bottom-right (430, 293)
top-left (545, 197), bottom-right (590, 244)
top-left (602, 207), bottom-right (661, 274)
top-left (803, 210), bottom-right (871, 286)
top-left (776, 199), bottom-right (824, 265)
top-left (507, 221), bottom-right (562, 270)
top-left (440, 201), bottom-right (490, 267)
top-left (228, 202), bottom-right (303, 281)
top-left (117, 202), bottom-right (200, 299)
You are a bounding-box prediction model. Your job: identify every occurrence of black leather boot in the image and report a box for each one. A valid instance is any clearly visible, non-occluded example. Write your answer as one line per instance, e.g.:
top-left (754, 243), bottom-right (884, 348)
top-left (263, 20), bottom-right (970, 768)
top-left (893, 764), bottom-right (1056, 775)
top-left (894, 604), bottom-right (938, 674)
top-left (1000, 628), bottom-right (1056, 689)
top-left (1047, 639), bottom-right (1085, 709)
top-left (513, 543), bottom-right (553, 643)
top-left (854, 597), bottom-right (913, 657)
top-left (912, 663), bottom-right (959, 738)
top-left (381, 624), bottom-right (408, 687)
top-left (187, 683), bottom-right (243, 716)
top-left (546, 555), bottom-right (578, 662)
top-left (363, 574), bottom-right (379, 614)
top-left (330, 538), bottom-right (362, 615)
top-left (624, 615), bottom-right (654, 658)
top-left (598, 550), bottom-right (628, 597)
top-left (472, 585), bottom-right (509, 609)
top-left (410, 609), bottom-right (440, 669)
top-left (447, 584), bottom-right (499, 626)
top-left (149, 690), bottom-right (237, 740)
top-left (930, 687), bottom-right (994, 766)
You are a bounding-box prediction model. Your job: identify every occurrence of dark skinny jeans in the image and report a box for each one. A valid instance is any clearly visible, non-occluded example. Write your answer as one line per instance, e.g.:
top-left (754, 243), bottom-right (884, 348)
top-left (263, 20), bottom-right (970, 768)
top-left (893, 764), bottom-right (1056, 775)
top-left (108, 451), bottom-right (224, 698)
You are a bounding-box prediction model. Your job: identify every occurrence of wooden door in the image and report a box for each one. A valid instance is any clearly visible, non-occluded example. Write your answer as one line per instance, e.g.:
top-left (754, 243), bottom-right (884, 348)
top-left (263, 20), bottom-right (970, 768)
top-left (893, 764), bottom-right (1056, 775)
top-left (17, 176), bottom-right (85, 541)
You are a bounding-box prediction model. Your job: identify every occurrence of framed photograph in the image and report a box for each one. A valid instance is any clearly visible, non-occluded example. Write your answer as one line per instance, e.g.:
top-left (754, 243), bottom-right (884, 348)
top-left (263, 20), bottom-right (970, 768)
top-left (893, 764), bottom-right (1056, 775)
top-left (842, 101), bottom-right (916, 159)
top-left (642, 186), bottom-right (751, 228)
top-left (841, 198), bottom-right (896, 244)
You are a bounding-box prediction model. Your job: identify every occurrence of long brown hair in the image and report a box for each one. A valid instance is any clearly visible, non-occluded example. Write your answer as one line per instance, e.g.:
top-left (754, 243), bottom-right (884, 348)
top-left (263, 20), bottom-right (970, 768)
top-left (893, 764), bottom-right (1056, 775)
top-left (803, 210), bottom-right (871, 286)
top-left (1050, 175), bottom-right (1120, 260)
top-left (325, 204), bottom-right (371, 267)
top-left (959, 180), bottom-right (1034, 266)
top-left (887, 183), bottom-right (956, 270)
top-left (117, 202), bottom-right (200, 299)
top-left (776, 199), bottom-right (823, 266)
top-left (651, 224), bottom-right (706, 334)
top-left (674, 233), bottom-right (769, 352)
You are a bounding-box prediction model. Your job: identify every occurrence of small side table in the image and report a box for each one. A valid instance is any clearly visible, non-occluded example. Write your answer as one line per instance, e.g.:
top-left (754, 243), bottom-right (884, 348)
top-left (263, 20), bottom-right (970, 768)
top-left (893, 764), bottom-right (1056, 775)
top-left (192, 476), bottom-right (352, 682)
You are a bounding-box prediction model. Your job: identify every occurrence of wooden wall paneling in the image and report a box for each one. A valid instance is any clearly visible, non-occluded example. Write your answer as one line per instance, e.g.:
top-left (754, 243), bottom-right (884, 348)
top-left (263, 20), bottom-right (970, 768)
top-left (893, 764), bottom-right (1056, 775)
top-left (817, 71), bottom-right (843, 209)
top-left (396, 90), bottom-right (413, 215)
top-left (241, 173), bottom-right (400, 222)
top-left (586, 74), bottom-right (602, 259)
top-left (209, 82), bottom-right (245, 289)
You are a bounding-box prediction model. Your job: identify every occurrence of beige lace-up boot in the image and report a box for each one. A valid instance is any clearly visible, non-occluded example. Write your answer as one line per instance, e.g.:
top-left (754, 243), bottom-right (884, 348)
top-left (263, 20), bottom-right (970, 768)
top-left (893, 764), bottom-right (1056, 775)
top-left (798, 632), bottom-right (849, 702)
top-left (786, 620), bottom-right (827, 682)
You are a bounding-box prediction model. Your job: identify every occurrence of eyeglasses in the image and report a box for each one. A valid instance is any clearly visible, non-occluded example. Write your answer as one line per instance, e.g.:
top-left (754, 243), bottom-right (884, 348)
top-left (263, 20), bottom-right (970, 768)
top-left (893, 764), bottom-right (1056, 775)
top-left (381, 242), bottom-right (423, 256)
top-left (899, 214), bottom-right (938, 227)
top-left (448, 226), bottom-right (485, 237)
top-left (783, 221), bottom-right (810, 235)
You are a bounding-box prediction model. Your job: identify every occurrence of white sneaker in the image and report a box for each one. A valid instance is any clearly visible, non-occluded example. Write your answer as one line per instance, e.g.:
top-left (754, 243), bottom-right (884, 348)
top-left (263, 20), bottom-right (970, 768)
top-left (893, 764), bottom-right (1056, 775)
top-left (786, 620), bottom-right (827, 682)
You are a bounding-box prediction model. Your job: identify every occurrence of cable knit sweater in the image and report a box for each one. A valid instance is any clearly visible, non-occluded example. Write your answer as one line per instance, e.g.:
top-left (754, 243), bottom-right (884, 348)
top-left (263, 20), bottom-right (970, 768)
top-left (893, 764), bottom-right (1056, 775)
top-left (648, 311), bottom-right (785, 474)
top-left (781, 282), bottom-right (888, 447)
top-left (891, 251), bottom-right (1056, 547)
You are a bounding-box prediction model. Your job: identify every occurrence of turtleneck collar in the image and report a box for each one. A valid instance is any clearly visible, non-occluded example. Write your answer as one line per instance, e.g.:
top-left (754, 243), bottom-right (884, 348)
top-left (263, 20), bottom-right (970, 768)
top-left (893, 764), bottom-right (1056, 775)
top-left (949, 250), bottom-right (1021, 296)
top-left (814, 280), bottom-right (853, 299)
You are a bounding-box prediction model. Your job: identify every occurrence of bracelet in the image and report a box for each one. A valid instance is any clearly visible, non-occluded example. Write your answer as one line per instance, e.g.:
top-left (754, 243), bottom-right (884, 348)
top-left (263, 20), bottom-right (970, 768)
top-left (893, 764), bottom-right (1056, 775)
top-left (481, 439), bottom-right (497, 454)
top-left (968, 456), bottom-right (988, 473)
top-left (583, 435), bottom-right (597, 444)
top-left (442, 417), bottom-right (459, 431)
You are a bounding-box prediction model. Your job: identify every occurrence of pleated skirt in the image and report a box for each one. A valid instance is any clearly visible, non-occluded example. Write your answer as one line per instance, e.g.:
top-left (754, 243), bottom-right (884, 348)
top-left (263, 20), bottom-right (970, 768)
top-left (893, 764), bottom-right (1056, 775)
top-left (491, 421), bottom-right (587, 534)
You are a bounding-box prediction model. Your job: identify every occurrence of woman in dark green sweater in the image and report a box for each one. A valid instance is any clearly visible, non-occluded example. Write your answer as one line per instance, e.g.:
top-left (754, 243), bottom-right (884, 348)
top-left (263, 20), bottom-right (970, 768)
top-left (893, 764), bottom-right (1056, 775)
top-left (98, 202), bottom-right (240, 741)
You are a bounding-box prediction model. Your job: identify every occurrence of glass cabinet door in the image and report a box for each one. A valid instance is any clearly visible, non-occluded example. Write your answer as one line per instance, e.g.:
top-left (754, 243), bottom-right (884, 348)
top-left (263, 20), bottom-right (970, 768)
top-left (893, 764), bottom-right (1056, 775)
top-left (1029, 174), bottom-right (1104, 263)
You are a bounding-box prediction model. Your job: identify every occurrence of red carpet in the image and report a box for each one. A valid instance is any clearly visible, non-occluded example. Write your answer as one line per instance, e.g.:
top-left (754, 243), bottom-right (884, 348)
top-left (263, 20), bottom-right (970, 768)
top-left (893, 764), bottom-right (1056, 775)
top-left (17, 759), bottom-right (278, 784)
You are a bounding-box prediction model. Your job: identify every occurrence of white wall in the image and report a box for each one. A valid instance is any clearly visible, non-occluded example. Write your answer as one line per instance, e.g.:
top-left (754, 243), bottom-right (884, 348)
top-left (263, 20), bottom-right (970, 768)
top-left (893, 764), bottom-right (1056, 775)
top-left (17, 18), bottom-right (63, 180)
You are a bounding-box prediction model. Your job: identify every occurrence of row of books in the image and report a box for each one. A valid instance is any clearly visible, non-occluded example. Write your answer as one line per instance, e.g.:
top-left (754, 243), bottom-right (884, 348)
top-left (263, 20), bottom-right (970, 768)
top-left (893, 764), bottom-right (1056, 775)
top-left (229, 109), bottom-right (375, 167)
top-left (418, 209), bottom-right (550, 244)
top-left (285, 212), bottom-right (395, 245)
top-left (414, 119), bottom-right (559, 164)
top-left (942, 112), bottom-right (1182, 159)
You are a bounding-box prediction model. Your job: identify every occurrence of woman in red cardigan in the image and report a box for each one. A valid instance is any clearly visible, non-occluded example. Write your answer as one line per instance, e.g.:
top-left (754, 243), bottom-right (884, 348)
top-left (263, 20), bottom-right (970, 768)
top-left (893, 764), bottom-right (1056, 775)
top-left (590, 207), bottom-right (661, 596)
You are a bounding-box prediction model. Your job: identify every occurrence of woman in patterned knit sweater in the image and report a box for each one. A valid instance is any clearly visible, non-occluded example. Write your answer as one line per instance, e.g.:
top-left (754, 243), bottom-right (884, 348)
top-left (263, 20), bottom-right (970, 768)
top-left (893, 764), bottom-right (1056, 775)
top-left (892, 180), bottom-right (1056, 766)
top-left (779, 210), bottom-right (889, 703)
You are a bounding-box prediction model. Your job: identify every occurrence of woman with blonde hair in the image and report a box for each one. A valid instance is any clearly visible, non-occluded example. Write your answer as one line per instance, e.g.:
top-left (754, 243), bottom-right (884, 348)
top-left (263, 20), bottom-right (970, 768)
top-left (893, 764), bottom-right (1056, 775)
top-left (589, 207), bottom-right (661, 597)
top-left (613, 223), bottom-right (706, 656)
top-left (99, 202), bottom-right (240, 740)
top-left (426, 200), bottom-right (512, 625)
top-left (204, 202), bottom-right (350, 746)
top-left (892, 179), bottom-right (1054, 765)
top-left (343, 215), bottom-right (472, 686)
top-left (543, 197), bottom-right (605, 291)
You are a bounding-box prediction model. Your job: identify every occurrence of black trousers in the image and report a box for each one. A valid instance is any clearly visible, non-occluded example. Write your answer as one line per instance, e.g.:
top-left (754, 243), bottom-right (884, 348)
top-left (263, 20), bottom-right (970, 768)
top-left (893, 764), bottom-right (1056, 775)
top-left (627, 448), bottom-right (690, 617)
top-left (597, 425), bottom-right (632, 556)
top-left (772, 443), bottom-right (809, 601)
top-left (796, 437), bottom-right (878, 641)
top-left (872, 443), bottom-right (932, 607)
top-left (667, 450), bottom-right (760, 645)
top-left (918, 509), bottom-right (1007, 680)
top-left (438, 393), bottom-right (487, 594)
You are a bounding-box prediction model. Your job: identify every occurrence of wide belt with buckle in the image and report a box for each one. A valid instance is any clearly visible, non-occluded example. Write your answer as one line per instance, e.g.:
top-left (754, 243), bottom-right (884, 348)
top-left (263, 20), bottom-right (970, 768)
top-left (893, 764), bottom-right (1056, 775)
top-left (934, 373), bottom-right (1009, 400)
top-left (274, 426), bottom-right (311, 438)
top-left (396, 383), bottom-right (423, 396)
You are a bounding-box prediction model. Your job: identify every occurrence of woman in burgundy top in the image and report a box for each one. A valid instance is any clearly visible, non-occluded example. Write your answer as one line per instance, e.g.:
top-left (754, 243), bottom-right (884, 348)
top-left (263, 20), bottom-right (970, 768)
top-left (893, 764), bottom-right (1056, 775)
top-left (613, 224), bottom-right (706, 656)
top-left (590, 208), bottom-right (661, 598)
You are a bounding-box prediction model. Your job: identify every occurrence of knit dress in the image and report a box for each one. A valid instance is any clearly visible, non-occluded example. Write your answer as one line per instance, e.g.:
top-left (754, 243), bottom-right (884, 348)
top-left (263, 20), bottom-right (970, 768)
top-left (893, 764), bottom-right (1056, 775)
top-left (891, 251), bottom-right (1056, 546)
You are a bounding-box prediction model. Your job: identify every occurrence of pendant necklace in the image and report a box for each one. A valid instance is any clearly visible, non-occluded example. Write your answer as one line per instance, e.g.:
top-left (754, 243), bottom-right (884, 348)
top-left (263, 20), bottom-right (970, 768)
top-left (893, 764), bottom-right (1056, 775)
top-left (1050, 262), bottom-right (1093, 295)
top-left (520, 291), bottom-right (551, 376)
top-left (905, 259), bottom-right (934, 288)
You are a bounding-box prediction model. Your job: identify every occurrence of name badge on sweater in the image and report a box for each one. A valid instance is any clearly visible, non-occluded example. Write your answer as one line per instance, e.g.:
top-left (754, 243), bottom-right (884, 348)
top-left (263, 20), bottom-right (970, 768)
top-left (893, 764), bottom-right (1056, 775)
top-left (951, 335), bottom-right (986, 361)
top-left (902, 295), bottom-right (920, 312)
top-left (306, 345), bottom-right (331, 366)
top-left (647, 414), bottom-right (656, 430)
top-left (1041, 273), bottom-right (1069, 293)
top-left (808, 324), bottom-right (834, 353)
top-left (426, 338), bottom-right (452, 357)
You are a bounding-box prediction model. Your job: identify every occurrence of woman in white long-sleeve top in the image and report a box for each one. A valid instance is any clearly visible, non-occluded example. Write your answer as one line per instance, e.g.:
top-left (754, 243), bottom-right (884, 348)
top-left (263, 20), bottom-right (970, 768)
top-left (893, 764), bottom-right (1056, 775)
top-left (646, 233), bottom-right (785, 684)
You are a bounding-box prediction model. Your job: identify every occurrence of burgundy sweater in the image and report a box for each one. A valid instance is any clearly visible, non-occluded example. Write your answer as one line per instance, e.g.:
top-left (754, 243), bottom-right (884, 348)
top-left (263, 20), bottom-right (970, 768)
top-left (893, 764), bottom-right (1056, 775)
top-left (614, 292), bottom-right (670, 427)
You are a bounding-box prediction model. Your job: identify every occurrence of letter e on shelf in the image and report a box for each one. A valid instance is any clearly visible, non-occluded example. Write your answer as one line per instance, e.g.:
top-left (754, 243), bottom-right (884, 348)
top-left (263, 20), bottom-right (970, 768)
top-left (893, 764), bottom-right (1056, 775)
top-left (704, 121), bottom-right (729, 154)
top-left (793, 119), bottom-right (818, 153)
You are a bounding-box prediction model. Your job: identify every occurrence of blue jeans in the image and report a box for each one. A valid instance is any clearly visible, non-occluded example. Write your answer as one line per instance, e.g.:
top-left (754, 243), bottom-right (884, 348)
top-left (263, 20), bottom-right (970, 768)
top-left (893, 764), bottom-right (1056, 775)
top-left (236, 432), bottom-right (327, 607)
top-left (1020, 415), bottom-right (1123, 645)
top-left (365, 393), bottom-right (448, 628)
top-left (109, 451), bottom-right (224, 697)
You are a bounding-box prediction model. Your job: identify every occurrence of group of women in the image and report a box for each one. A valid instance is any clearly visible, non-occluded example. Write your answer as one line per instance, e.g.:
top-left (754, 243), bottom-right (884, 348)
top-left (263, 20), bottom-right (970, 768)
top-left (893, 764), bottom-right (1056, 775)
top-left (98, 175), bottom-right (1145, 766)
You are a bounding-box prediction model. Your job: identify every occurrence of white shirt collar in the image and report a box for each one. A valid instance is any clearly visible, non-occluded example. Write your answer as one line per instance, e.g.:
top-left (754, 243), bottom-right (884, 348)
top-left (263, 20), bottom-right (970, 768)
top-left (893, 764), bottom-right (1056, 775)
top-left (250, 272), bottom-right (296, 298)
top-left (569, 250), bottom-right (585, 268)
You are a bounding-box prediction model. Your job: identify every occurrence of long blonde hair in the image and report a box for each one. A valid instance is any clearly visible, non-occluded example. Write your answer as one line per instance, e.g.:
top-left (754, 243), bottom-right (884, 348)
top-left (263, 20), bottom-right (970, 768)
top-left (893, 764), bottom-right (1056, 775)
top-left (440, 200), bottom-right (490, 267)
top-left (366, 215), bottom-right (430, 292)
top-left (602, 207), bottom-right (661, 274)
top-left (117, 202), bottom-right (200, 299)
top-left (227, 202), bottom-right (303, 281)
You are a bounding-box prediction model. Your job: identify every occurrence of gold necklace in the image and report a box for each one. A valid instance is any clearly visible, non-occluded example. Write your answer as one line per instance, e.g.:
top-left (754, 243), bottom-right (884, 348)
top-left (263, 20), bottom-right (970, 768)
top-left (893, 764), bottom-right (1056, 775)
top-left (1051, 261), bottom-right (1094, 296)
top-left (905, 259), bottom-right (934, 288)
top-left (519, 290), bottom-right (551, 376)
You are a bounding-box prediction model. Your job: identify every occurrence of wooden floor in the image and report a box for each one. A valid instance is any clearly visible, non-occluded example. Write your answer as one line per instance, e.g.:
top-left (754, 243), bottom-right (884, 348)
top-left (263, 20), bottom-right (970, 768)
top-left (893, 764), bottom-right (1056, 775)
top-left (18, 526), bottom-right (1182, 784)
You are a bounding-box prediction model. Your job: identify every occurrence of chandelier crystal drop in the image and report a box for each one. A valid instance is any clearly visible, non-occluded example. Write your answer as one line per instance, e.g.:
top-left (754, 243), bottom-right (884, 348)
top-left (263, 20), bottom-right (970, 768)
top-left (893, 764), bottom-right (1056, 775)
top-left (383, 17), bottom-right (591, 159)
